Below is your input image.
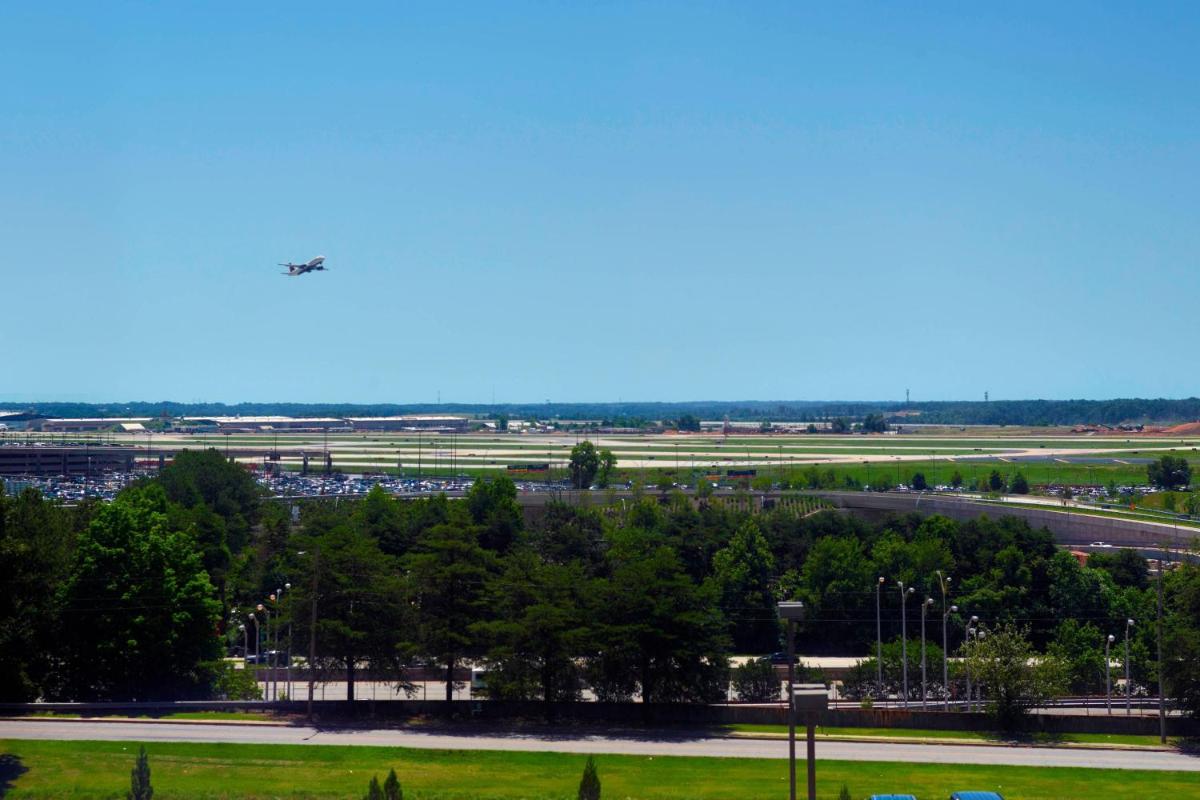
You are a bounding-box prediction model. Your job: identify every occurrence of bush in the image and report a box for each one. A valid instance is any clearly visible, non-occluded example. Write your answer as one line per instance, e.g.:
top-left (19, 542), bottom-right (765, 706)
top-left (128, 745), bottom-right (152, 800)
top-left (205, 660), bottom-right (262, 701)
top-left (731, 659), bottom-right (781, 702)
top-left (384, 769), bottom-right (402, 800)
top-left (578, 756), bottom-right (601, 800)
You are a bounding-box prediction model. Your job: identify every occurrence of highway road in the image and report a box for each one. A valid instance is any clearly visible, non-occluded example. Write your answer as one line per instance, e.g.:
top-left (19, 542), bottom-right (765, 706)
top-left (1, 719), bottom-right (1197, 772)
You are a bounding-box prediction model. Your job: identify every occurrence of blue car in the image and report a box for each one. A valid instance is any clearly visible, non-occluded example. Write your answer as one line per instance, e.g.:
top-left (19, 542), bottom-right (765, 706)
top-left (950, 793), bottom-right (1004, 800)
top-left (869, 795), bottom-right (917, 800)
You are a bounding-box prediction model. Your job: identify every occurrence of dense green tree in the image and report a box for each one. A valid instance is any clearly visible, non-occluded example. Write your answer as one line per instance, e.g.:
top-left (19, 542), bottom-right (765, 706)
top-left (675, 414), bottom-right (701, 432)
top-left (1048, 619), bottom-right (1106, 694)
top-left (965, 623), bottom-right (1068, 729)
top-left (364, 775), bottom-right (383, 800)
top-left (0, 487), bottom-right (74, 701)
top-left (950, 471), bottom-right (964, 488)
top-left (593, 533), bottom-right (729, 703)
top-left (569, 441), bottom-right (601, 489)
top-left (1088, 548), bottom-right (1149, 590)
top-left (466, 475), bottom-right (523, 553)
top-left (56, 484), bottom-right (221, 700)
top-left (155, 448), bottom-right (261, 552)
top-left (1148, 455), bottom-right (1192, 489)
top-left (830, 417), bottom-right (850, 434)
top-left (988, 470), bottom-right (1005, 492)
top-left (1163, 564), bottom-right (1200, 716)
top-left (1010, 472), bottom-right (1030, 494)
top-left (355, 485), bottom-right (409, 556)
top-left (711, 519), bottom-right (778, 653)
top-left (287, 522), bottom-right (412, 702)
top-left (404, 514), bottom-right (496, 700)
top-left (596, 449), bottom-right (617, 488)
top-left (475, 550), bottom-right (592, 702)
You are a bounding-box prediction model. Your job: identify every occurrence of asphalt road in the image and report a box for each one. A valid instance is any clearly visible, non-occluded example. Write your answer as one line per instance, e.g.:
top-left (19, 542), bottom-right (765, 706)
top-left (1, 719), bottom-right (1197, 772)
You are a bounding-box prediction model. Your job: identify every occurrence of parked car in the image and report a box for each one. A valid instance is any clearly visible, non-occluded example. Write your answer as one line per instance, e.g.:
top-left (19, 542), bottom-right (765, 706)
top-left (766, 651), bottom-right (799, 665)
top-left (949, 792), bottom-right (1004, 800)
top-left (869, 795), bottom-right (917, 800)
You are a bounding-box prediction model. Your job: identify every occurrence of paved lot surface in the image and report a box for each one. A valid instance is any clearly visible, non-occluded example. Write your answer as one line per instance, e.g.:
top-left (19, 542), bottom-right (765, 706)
top-left (1, 719), bottom-right (1197, 772)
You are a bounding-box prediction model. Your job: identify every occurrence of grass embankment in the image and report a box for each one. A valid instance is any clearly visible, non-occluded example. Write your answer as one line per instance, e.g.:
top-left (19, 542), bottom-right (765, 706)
top-left (724, 723), bottom-right (1172, 747)
top-left (2, 739), bottom-right (1198, 799)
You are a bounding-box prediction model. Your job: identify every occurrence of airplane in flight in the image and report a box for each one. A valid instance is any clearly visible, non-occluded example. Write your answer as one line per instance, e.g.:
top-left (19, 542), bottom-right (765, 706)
top-left (279, 255), bottom-right (327, 276)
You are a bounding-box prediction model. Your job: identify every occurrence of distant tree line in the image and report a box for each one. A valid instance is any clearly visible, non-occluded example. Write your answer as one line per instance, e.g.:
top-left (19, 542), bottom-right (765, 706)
top-left (5, 397), bottom-right (1199, 426)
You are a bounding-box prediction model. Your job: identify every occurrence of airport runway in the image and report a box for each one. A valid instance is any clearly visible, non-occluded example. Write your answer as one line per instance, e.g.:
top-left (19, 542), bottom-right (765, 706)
top-left (1, 719), bottom-right (1197, 772)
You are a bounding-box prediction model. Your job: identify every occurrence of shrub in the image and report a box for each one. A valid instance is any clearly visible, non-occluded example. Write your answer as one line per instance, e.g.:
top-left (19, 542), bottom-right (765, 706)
top-left (731, 659), bottom-right (781, 702)
top-left (578, 755), bottom-right (601, 800)
top-left (128, 745), bottom-right (152, 800)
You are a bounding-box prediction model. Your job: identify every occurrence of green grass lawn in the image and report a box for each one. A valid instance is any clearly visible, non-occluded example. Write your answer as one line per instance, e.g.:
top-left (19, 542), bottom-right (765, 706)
top-left (724, 723), bottom-right (1172, 747)
top-left (2, 739), bottom-right (1198, 800)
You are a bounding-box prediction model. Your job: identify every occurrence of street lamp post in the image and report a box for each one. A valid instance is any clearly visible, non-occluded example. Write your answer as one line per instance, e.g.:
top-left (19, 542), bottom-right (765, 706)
top-left (238, 624), bottom-right (247, 662)
top-left (921, 596), bottom-right (934, 709)
top-left (1125, 618), bottom-right (1135, 716)
top-left (284, 582), bottom-right (293, 702)
top-left (898, 581), bottom-right (914, 708)
top-left (777, 601), bottom-right (810, 800)
top-left (935, 571), bottom-right (952, 710)
top-left (257, 603), bottom-right (271, 702)
top-left (875, 577), bottom-right (885, 692)
top-left (1106, 634), bottom-right (1115, 714)
top-left (964, 615), bottom-right (978, 712)
top-left (973, 629), bottom-right (987, 712)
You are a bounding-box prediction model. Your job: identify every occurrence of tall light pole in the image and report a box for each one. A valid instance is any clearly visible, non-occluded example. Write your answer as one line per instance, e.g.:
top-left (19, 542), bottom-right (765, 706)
top-left (1106, 634), bottom-right (1115, 714)
top-left (973, 629), bottom-right (987, 712)
top-left (944, 603), bottom-right (958, 711)
top-left (238, 624), bottom-right (248, 661)
top-left (898, 580), bottom-right (914, 708)
top-left (921, 596), bottom-right (934, 709)
top-left (935, 570), bottom-right (952, 710)
top-left (284, 581), bottom-right (293, 702)
top-left (964, 615), bottom-right (978, 712)
top-left (875, 577), bottom-right (885, 691)
top-left (257, 603), bottom-right (271, 701)
top-left (777, 601), bottom-right (808, 800)
top-left (1125, 618), bottom-right (1135, 716)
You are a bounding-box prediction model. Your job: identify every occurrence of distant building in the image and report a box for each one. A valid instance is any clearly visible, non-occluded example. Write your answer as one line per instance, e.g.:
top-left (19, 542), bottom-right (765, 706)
top-left (347, 415), bottom-right (470, 432)
top-left (40, 417), bottom-right (153, 433)
top-left (0, 445), bottom-right (137, 476)
top-left (181, 416), bottom-right (350, 432)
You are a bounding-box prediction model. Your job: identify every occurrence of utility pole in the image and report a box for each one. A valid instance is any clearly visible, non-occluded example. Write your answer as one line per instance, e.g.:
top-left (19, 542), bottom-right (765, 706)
top-left (1158, 541), bottom-right (1167, 742)
top-left (307, 546), bottom-right (320, 721)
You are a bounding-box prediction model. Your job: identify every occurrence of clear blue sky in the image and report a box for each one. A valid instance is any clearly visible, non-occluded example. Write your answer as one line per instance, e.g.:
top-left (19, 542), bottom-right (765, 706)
top-left (3, 2), bottom-right (1196, 404)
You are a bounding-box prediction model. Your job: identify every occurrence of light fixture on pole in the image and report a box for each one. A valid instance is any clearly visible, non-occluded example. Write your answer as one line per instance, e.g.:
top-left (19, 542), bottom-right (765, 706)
top-left (875, 577), bottom-right (885, 692)
top-left (1106, 634), bottom-right (1115, 715)
top-left (921, 596), bottom-right (934, 709)
top-left (944, 603), bottom-right (958, 712)
top-left (964, 615), bottom-right (978, 712)
top-left (1125, 618), bottom-right (1135, 716)
top-left (777, 601), bottom-right (810, 800)
top-left (257, 603), bottom-right (271, 702)
top-left (898, 581), bottom-right (914, 708)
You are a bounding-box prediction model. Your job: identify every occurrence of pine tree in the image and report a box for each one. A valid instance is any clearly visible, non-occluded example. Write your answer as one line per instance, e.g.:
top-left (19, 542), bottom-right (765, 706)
top-left (838, 784), bottom-right (852, 800)
top-left (577, 755), bottom-right (600, 800)
top-left (383, 768), bottom-right (402, 800)
top-left (364, 775), bottom-right (383, 800)
top-left (128, 745), bottom-right (152, 800)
